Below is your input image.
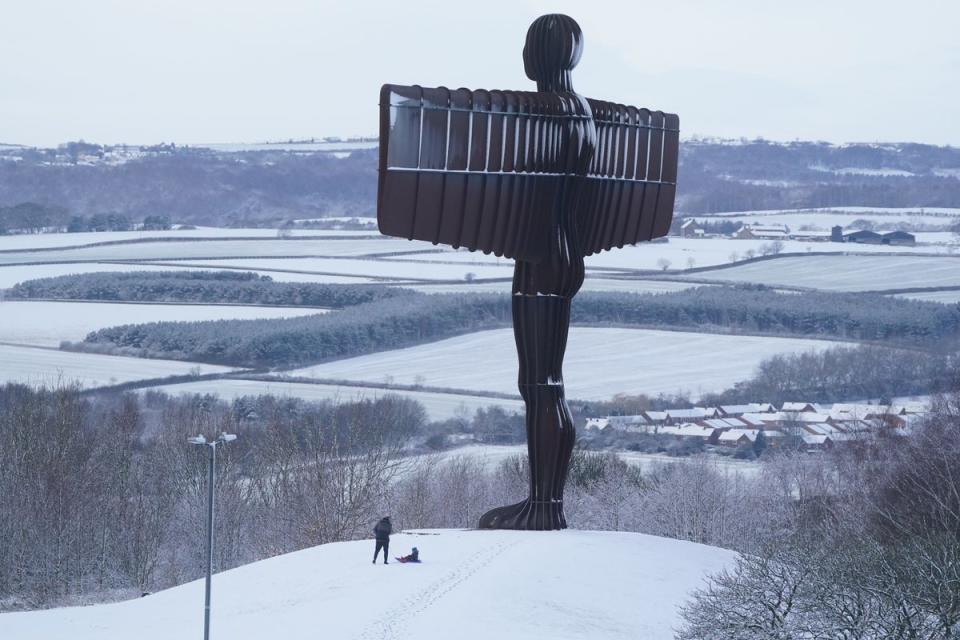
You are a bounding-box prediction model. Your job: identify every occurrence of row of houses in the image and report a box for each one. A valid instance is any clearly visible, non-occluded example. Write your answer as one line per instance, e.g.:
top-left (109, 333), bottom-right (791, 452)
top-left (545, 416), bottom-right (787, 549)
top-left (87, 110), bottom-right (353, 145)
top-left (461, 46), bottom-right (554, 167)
top-left (585, 401), bottom-right (928, 449)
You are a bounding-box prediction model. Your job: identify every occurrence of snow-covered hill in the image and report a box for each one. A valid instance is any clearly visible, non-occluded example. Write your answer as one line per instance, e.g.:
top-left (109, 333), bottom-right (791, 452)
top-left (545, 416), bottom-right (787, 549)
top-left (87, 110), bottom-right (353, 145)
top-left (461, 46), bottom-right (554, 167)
top-left (1, 530), bottom-right (735, 640)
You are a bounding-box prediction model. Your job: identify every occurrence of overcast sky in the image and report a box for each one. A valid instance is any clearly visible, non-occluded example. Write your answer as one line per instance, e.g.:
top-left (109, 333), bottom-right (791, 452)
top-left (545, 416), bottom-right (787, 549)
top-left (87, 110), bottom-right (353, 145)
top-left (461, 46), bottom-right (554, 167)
top-left (2, 0), bottom-right (957, 147)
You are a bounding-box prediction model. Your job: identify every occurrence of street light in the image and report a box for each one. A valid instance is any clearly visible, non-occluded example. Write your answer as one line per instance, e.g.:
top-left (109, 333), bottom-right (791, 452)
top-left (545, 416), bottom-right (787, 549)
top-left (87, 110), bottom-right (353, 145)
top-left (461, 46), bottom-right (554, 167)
top-left (188, 432), bottom-right (237, 640)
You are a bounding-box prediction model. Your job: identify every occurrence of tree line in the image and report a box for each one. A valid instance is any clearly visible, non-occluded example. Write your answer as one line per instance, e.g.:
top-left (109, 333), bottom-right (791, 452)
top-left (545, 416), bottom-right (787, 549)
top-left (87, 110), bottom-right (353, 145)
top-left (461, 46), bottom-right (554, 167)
top-left (66, 283), bottom-right (959, 369)
top-left (8, 271), bottom-right (411, 309)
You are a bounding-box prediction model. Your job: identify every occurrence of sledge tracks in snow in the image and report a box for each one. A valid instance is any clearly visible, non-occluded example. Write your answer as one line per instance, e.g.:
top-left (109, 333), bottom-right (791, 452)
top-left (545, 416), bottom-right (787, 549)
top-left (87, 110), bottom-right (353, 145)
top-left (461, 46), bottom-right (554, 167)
top-left (355, 536), bottom-right (522, 640)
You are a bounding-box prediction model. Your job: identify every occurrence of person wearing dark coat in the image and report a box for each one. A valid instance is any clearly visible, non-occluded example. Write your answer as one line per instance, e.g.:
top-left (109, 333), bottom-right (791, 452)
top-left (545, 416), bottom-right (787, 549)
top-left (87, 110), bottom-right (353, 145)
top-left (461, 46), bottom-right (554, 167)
top-left (372, 516), bottom-right (392, 564)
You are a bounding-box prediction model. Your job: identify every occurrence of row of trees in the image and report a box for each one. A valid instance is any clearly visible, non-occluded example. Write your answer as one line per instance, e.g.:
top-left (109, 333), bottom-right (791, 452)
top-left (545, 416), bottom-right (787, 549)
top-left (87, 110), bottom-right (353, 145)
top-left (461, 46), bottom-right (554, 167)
top-left (0, 203), bottom-right (69, 234)
top-left (10, 271), bottom-right (411, 309)
top-left (0, 202), bottom-right (175, 235)
top-left (68, 284), bottom-right (958, 370)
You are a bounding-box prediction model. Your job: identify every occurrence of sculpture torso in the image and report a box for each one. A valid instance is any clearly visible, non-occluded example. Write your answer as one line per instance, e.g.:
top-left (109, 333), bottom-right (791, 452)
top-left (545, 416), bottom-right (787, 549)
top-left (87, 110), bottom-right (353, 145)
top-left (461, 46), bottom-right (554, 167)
top-left (513, 92), bottom-right (596, 297)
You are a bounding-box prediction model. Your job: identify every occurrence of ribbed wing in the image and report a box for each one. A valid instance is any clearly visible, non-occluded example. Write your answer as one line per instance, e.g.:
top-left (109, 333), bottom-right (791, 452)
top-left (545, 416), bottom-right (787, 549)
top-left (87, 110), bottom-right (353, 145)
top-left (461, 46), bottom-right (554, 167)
top-left (576, 100), bottom-right (679, 256)
top-left (377, 84), bottom-right (586, 263)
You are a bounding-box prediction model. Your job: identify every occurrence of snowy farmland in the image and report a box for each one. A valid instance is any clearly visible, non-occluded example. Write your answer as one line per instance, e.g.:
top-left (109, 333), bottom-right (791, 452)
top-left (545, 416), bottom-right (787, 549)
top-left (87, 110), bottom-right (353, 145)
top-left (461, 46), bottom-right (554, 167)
top-left (894, 289), bottom-right (960, 303)
top-left (146, 379), bottom-right (524, 421)
top-left (690, 254), bottom-right (960, 292)
top-left (0, 300), bottom-right (326, 347)
top-left (172, 256), bottom-right (516, 281)
top-left (0, 529), bottom-right (734, 640)
top-left (694, 206), bottom-right (960, 231)
top-left (0, 344), bottom-right (234, 389)
top-left (427, 444), bottom-right (763, 479)
top-left (407, 277), bottom-right (700, 295)
top-left (0, 262), bottom-right (383, 289)
top-left (391, 235), bottom-right (954, 273)
top-left (0, 237), bottom-right (433, 265)
top-left (279, 327), bottom-right (850, 402)
top-left (0, 227), bottom-right (376, 252)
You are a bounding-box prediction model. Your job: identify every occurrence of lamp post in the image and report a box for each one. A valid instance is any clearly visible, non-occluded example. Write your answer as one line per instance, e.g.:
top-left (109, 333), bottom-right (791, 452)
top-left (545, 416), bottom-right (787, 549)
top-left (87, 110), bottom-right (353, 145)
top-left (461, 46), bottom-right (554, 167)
top-left (188, 432), bottom-right (237, 640)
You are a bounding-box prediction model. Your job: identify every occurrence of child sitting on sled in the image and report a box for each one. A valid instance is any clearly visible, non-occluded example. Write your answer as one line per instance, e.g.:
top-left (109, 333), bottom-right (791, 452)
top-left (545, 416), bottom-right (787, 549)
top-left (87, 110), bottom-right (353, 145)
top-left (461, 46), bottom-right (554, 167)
top-left (396, 547), bottom-right (420, 563)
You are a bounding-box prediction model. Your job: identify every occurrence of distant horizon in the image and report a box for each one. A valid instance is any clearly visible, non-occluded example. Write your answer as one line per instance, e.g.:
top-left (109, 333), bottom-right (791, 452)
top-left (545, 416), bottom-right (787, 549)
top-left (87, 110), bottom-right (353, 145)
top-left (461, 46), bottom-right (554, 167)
top-left (3, 134), bottom-right (957, 150)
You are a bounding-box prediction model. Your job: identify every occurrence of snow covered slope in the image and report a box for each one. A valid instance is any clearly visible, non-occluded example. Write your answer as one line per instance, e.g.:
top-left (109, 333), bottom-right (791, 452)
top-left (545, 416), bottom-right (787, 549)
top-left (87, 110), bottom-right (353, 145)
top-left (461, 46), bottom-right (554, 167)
top-left (0, 530), bottom-right (734, 640)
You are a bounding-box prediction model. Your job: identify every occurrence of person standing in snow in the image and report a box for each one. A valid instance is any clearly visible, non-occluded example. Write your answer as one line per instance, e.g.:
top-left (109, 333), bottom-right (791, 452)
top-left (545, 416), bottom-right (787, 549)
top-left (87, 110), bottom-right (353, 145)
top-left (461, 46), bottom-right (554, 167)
top-left (372, 516), bottom-right (392, 564)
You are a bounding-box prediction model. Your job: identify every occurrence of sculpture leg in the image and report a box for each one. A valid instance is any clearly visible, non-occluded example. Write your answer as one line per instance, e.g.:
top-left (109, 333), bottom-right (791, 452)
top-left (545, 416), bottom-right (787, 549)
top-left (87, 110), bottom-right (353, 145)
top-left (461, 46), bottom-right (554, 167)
top-left (478, 294), bottom-right (576, 530)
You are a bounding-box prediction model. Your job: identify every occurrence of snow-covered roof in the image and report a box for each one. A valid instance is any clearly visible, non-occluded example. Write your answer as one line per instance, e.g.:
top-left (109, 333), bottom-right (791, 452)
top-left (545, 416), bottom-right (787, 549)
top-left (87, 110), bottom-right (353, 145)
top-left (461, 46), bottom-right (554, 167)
top-left (658, 424), bottom-right (717, 438)
top-left (665, 408), bottom-right (715, 419)
top-left (644, 411), bottom-right (668, 422)
top-left (719, 403), bottom-right (775, 415)
top-left (829, 403), bottom-right (903, 418)
top-left (739, 412), bottom-right (781, 424)
top-left (585, 418), bottom-right (611, 430)
top-left (701, 418), bottom-right (747, 429)
top-left (780, 402), bottom-right (823, 413)
top-left (718, 428), bottom-right (784, 443)
top-left (784, 412), bottom-right (833, 423)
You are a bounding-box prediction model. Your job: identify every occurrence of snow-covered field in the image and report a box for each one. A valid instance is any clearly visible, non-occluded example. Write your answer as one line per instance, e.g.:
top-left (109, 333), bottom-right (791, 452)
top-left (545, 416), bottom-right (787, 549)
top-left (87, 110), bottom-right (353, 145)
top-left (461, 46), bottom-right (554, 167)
top-left (0, 237), bottom-right (432, 265)
top-left (893, 289), bottom-right (960, 303)
top-left (0, 227), bottom-right (377, 252)
top-left (0, 263), bottom-right (195, 288)
top-left (174, 257), bottom-right (515, 281)
top-left (692, 254), bottom-right (960, 292)
top-left (0, 300), bottom-right (326, 347)
top-left (429, 444), bottom-right (763, 479)
top-left (695, 206), bottom-right (960, 230)
top-left (145, 379), bottom-right (524, 421)
top-left (406, 277), bottom-right (701, 295)
top-left (0, 262), bottom-right (382, 289)
top-left (0, 344), bottom-right (234, 389)
top-left (0, 529), bottom-right (734, 640)
top-left (279, 328), bottom-right (849, 401)
top-left (392, 236), bottom-right (954, 273)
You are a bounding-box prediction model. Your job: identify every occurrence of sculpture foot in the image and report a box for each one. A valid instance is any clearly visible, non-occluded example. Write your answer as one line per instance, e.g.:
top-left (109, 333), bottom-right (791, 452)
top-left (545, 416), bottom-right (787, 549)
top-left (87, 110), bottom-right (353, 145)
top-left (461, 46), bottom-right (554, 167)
top-left (478, 498), bottom-right (566, 530)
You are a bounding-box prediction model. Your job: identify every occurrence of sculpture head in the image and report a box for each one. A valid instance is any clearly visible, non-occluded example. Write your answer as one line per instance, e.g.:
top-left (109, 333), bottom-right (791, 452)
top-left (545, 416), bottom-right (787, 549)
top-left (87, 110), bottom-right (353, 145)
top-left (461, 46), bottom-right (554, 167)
top-left (523, 14), bottom-right (583, 91)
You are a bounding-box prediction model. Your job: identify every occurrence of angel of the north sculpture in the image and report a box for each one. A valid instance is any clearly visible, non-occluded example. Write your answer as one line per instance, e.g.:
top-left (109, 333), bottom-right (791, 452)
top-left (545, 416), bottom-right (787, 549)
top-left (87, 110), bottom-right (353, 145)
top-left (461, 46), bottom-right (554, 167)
top-left (376, 14), bottom-right (679, 530)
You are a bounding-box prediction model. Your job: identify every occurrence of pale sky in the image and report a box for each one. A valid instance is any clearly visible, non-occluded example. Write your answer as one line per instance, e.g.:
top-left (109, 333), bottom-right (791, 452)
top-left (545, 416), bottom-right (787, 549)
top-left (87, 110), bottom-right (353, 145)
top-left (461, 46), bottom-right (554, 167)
top-left (2, 0), bottom-right (957, 147)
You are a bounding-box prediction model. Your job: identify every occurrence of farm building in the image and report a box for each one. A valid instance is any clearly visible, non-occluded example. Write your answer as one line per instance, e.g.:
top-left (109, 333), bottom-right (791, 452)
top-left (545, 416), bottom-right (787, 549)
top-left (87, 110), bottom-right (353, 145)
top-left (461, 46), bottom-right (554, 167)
top-left (882, 230), bottom-right (916, 246)
top-left (834, 228), bottom-right (915, 246)
top-left (844, 230), bottom-right (883, 244)
top-left (732, 223), bottom-right (790, 240)
top-left (679, 219), bottom-right (705, 238)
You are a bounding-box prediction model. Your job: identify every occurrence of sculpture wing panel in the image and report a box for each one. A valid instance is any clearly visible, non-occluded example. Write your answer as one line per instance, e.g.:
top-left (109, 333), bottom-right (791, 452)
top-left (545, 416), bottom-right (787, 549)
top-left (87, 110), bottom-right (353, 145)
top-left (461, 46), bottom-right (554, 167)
top-left (577, 100), bottom-right (679, 256)
top-left (378, 84), bottom-right (576, 263)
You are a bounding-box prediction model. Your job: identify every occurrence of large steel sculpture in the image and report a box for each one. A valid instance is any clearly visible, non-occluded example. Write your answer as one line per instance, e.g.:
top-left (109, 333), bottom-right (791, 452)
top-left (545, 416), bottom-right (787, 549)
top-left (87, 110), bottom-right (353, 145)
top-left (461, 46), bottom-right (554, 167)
top-left (376, 14), bottom-right (679, 530)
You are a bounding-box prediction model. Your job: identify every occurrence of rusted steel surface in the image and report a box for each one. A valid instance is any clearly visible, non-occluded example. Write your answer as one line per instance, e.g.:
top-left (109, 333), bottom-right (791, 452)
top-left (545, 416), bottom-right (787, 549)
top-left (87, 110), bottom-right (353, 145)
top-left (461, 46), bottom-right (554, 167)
top-left (376, 13), bottom-right (679, 530)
